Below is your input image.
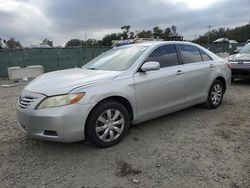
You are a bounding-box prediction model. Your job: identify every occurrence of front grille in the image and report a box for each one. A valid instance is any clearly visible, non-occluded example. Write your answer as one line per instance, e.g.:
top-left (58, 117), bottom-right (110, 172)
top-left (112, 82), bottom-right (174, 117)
top-left (19, 96), bottom-right (37, 109)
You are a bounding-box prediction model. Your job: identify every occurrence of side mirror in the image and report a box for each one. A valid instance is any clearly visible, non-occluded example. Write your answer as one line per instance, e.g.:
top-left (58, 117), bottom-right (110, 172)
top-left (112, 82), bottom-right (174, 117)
top-left (140, 61), bottom-right (160, 72)
top-left (233, 49), bottom-right (239, 54)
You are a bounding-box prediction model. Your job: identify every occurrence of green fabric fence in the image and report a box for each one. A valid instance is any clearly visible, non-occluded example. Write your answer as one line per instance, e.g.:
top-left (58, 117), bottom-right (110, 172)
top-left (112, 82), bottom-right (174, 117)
top-left (0, 43), bottom-right (246, 77)
top-left (0, 46), bottom-right (111, 77)
top-left (201, 43), bottom-right (245, 54)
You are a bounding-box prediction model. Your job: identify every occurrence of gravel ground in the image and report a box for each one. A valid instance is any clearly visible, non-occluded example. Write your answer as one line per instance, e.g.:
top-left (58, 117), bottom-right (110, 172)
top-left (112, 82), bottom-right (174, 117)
top-left (0, 78), bottom-right (249, 188)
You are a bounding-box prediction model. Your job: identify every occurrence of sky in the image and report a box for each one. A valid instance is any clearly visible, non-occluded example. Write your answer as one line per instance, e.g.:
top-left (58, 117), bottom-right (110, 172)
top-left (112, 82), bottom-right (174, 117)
top-left (0, 0), bottom-right (249, 46)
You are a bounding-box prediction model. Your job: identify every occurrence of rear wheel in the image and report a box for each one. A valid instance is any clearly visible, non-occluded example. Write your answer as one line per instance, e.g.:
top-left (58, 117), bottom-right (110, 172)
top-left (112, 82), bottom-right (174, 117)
top-left (204, 79), bottom-right (224, 109)
top-left (86, 100), bottom-right (130, 147)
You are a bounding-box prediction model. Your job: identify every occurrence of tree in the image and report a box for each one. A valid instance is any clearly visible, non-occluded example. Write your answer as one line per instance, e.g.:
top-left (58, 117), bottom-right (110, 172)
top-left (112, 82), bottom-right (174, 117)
top-left (171, 25), bottom-right (177, 36)
top-left (129, 31), bottom-right (134, 39)
top-left (6, 38), bottom-right (22, 49)
top-left (81, 39), bottom-right (101, 46)
top-left (65, 39), bottom-right (82, 47)
top-left (102, 33), bottom-right (123, 46)
top-left (0, 38), bottom-right (2, 49)
top-left (193, 23), bottom-right (250, 44)
top-left (42, 38), bottom-right (53, 47)
top-left (136, 27), bottom-right (175, 40)
top-left (100, 25), bottom-right (183, 45)
top-left (121, 25), bottom-right (131, 39)
top-left (65, 38), bottom-right (101, 47)
top-left (137, 30), bottom-right (153, 38)
top-left (162, 27), bottom-right (172, 40)
top-left (153, 26), bottom-right (163, 39)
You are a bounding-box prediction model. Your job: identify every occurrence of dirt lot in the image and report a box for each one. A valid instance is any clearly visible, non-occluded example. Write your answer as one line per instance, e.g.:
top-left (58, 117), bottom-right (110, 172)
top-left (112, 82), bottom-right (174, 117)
top-left (0, 78), bottom-right (249, 188)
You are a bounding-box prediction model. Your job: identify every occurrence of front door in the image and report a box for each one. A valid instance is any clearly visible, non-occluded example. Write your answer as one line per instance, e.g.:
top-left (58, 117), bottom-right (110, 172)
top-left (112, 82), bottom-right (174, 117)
top-left (133, 44), bottom-right (185, 121)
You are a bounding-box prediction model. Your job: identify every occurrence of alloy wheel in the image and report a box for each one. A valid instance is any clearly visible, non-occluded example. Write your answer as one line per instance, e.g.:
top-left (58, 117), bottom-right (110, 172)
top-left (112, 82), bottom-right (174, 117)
top-left (95, 109), bottom-right (125, 142)
top-left (211, 84), bottom-right (222, 106)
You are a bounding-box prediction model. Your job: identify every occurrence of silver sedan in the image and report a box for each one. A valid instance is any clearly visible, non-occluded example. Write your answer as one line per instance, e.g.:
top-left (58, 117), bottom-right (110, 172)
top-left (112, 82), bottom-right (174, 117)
top-left (16, 41), bottom-right (231, 147)
top-left (228, 43), bottom-right (250, 81)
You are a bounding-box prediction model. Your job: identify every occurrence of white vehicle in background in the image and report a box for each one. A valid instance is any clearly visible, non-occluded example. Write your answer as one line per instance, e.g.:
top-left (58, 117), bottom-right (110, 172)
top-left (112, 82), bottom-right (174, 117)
top-left (30, 44), bottom-right (52, 48)
top-left (213, 38), bottom-right (238, 44)
top-left (228, 43), bottom-right (250, 81)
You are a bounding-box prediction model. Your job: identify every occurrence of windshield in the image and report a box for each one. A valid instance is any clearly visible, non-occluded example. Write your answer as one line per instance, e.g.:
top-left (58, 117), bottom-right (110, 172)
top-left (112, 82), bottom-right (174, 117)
top-left (82, 46), bottom-right (148, 71)
top-left (240, 43), bottom-right (250, 54)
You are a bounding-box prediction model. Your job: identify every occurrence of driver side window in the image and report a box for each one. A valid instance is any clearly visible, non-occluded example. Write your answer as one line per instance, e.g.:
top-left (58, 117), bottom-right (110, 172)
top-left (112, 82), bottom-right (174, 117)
top-left (145, 44), bottom-right (179, 68)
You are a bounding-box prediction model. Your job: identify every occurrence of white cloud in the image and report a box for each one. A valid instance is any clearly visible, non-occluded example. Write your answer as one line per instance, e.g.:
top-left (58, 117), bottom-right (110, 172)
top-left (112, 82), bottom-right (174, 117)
top-left (169, 0), bottom-right (221, 9)
top-left (0, 0), bottom-right (249, 46)
top-left (0, 0), bottom-right (52, 46)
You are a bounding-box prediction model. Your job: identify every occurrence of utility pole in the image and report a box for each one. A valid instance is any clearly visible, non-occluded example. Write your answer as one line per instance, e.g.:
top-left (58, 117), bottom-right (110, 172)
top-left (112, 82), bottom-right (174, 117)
top-left (207, 25), bottom-right (212, 45)
top-left (85, 32), bottom-right (87, 47)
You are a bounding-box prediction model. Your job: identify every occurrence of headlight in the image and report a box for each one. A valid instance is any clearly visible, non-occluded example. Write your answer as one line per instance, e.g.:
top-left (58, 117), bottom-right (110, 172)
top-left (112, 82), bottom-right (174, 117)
top-left (37, 93), bottom-right (85, 109)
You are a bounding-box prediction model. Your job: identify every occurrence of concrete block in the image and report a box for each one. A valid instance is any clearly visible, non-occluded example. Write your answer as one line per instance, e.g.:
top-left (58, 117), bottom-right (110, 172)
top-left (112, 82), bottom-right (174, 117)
top-left (8, 65), bottom-right (44, 80)
top-left (216, 52), bottom-right (230, 58)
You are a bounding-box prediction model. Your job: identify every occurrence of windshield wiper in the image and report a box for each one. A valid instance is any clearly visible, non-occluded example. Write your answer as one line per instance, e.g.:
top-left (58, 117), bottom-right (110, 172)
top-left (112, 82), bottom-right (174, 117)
top-left (87, 67), bottom-right (99, 70)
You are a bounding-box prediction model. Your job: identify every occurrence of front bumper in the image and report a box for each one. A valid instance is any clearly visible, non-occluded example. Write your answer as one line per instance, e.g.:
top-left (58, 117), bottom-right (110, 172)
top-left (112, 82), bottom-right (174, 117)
top-left (16, 91), bottom-right (94, 142)
top-left (230, 62), bottom-right (250, 79)
top-left (232, 69), bottom-right (250, 79)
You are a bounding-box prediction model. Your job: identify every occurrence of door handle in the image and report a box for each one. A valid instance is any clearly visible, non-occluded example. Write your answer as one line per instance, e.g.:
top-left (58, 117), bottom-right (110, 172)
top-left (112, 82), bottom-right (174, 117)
top-left (209, 64), bottom-right (215, 68)
top-left (176, 70), bottom-right (184, 75)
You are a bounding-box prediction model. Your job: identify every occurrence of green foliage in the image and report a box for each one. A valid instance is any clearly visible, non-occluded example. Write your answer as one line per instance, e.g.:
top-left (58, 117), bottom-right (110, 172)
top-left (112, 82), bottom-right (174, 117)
top-left (153, 26), bottom-right (163, 39)
top-left (102, 33), bottom-right (123, 46)
top-left (65, 38), bottom-right (101, 47)
top-left (121, 25), bottom-right (131, 39)
top-left (85, 39), bottom-right (102, 46)
top-left (193, 24), bottom-right (250, 44)
top-left (101, 25), bottom-right (180, 46)
top-left (6, 38), bottom-right (22, 49)
top-left (65, 39), bottom-right (82, 47)
top-left (42, 38), bottom-right (53, 47)
top-left (137, 30), bottom-right (153, 38)
top-left (138, 26), bottom-right (178, 40)
top-left (129, 32), bottom-right (135, 39)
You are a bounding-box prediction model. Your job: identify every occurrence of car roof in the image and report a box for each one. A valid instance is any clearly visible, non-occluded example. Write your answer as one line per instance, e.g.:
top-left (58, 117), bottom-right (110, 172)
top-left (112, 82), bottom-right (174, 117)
top-left (116, 41), bottom-right (197, 48)
top-left (119, 41), bottom-right (220, 60)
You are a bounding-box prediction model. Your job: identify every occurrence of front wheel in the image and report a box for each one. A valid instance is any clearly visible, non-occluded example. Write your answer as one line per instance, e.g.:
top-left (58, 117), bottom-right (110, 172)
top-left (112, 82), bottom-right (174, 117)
top-left (86, 100), bottom-right (130, 147)
top-left (204, 79), bottom-right (224, 109)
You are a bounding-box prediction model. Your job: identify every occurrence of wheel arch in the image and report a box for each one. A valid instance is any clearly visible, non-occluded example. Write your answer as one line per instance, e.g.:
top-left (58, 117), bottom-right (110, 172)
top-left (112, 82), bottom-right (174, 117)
top-left (84, 95), bottom-right (134, 139)
top-left (215, 76), bottom-right (226, 92)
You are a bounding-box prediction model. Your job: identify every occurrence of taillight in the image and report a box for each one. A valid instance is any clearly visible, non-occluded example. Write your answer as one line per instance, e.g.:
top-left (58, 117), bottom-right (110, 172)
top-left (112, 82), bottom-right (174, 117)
top-left (226, 63), bottom-right (232, 69)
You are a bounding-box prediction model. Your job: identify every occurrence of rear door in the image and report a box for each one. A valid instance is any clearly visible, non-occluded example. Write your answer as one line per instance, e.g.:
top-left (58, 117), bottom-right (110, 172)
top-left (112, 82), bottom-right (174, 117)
top-left (177, 44), bottom-right (213, 103)
top-left (134, 44), bottom-right (185, 121)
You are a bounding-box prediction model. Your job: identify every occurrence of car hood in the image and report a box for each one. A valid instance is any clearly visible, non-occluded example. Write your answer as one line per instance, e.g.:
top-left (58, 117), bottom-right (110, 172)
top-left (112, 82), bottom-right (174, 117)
top-left (229, 53), bottom-right (250, 61)
top-left (25, 68), bottom-right (120, 96)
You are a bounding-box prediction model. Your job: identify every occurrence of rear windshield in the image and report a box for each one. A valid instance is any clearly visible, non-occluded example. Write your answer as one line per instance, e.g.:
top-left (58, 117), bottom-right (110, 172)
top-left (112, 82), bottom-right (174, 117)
top-left (240, 43), bottom-right (250, 54)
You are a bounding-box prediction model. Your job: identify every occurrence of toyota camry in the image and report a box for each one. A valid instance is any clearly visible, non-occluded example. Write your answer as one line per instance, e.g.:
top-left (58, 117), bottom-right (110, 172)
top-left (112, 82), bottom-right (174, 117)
top-left (17, 41), bottom-right (231, 147)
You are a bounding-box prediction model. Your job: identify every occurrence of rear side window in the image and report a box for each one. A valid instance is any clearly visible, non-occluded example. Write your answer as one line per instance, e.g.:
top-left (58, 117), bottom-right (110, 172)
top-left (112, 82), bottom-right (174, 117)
top-left (199, 49), bottom-right (212, 61)
top-left (145, 44), bottom-right (179, 68)
top-left (179, 44), bottom-right (202, 64)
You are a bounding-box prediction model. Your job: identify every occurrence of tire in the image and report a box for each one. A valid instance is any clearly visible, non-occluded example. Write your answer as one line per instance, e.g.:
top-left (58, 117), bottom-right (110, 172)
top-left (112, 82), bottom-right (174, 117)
top-left (86, 100), bottom-right (130, 148)
top-left (204, 79), bottom-right (224, 109)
